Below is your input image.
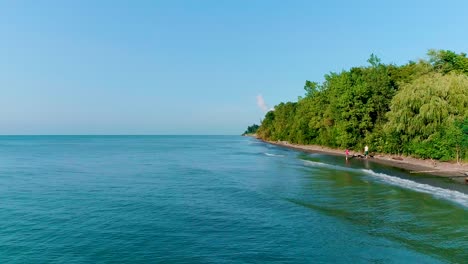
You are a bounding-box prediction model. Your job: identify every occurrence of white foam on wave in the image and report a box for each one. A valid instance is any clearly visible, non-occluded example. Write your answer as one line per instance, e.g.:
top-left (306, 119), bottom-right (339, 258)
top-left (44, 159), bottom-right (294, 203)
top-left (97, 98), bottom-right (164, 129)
top-left (264, 152), bottom-right (285, 157)
top-left (362, 169), bottom-right (468, 208)
top-left (302, 159), bottom-right (468, 208)
top-left (302, 160), bottom-right (356, 173)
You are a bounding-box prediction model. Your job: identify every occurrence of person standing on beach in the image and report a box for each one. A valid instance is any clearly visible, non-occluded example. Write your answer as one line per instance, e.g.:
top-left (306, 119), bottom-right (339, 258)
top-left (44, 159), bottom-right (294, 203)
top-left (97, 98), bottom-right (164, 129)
top-left (345, 148), bottom-right (349, 161)
top-left (364, 145), bottom-right (369, 159)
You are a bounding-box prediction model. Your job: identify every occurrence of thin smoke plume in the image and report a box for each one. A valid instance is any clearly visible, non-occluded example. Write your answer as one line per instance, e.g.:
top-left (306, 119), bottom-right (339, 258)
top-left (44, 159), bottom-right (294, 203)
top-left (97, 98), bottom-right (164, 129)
top-left (256, 94), bottom-right (269, 112)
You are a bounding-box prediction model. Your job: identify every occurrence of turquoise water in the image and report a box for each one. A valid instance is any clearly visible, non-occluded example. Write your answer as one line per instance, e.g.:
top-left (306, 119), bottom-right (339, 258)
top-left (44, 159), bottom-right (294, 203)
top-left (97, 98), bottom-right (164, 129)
top-left (0, 136), bottom-right (467, 263)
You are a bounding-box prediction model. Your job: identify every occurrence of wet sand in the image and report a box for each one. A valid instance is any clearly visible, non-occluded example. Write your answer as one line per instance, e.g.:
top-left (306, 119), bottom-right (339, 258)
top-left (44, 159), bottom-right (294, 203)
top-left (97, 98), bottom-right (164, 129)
top-left (249, 136), bottom-right (468, 184)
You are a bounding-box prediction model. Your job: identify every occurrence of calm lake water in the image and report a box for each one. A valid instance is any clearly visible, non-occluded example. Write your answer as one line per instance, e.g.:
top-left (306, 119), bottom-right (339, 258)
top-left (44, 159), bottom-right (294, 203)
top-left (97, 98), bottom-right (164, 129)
top-left (0, 136), bottom-right (467, 263)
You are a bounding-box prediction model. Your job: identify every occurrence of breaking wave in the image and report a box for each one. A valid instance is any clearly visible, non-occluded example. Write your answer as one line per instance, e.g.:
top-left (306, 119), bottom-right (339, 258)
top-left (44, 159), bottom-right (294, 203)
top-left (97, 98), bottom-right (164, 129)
top-left (264, 152), bottom-right (285, 157)
top-left (363, 169), bottom-right (468, 208)
top-left (302, 160), bottom-right (468, 207)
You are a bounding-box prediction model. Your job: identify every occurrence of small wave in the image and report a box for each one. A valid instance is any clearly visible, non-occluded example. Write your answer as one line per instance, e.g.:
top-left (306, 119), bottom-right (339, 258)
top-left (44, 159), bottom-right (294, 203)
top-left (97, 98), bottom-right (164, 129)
top-left (302, 160), bottom-right (356, 173)
top-left (363, 169), bottom-right (468, 208)
top-left (302, 160), bottom-right (468, 207)
top-left (264, 153), bottom-right (285, 157)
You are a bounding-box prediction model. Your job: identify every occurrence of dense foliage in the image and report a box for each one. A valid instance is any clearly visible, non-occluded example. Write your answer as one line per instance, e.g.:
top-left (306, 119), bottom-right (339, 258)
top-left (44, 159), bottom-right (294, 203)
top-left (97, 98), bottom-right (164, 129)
top-left (255, 50), bottom-right (468, 161)
top-left (243, 124), bottom-right (260, 135)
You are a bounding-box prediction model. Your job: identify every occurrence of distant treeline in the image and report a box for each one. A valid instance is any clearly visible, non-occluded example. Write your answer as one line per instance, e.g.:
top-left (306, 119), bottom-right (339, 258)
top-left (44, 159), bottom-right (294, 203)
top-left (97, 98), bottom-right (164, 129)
top-left (255, 50), bottom-right (468, 162)
top-left (243, 124), bottom-right (259, 135)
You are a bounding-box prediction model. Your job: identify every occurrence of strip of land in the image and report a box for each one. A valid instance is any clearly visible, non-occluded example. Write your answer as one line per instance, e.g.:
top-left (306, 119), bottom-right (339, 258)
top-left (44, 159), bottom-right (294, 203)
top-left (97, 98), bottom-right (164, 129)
top-left (248, 135), bottom-right (468, 184)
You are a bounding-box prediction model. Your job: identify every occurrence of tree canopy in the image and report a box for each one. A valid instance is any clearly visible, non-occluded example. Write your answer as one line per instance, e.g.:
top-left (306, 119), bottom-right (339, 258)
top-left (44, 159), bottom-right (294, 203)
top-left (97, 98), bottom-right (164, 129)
top-left (242, 124), bottom-right (260, 135)
top-left (252, 49), bottom-right (468, 161)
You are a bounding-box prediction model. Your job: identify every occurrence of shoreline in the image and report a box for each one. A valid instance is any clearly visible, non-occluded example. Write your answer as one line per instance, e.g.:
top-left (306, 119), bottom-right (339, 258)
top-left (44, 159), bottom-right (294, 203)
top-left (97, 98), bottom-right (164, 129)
top-left (248, 135), bottom-right (468, 184)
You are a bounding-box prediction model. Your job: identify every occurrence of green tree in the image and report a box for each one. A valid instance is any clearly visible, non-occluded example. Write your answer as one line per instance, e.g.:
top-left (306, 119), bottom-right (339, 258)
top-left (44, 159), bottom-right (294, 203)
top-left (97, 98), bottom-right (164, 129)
top-left (257, 110), bottom-right (275, 139)
top-left (253, 49), bottom-right (468, 162)
top-left (243, 124), bottom-right (259, 135)
top-left (385, 72), bottom-right (468, 160)
top-left (428, 49), bottom-right (468, 75)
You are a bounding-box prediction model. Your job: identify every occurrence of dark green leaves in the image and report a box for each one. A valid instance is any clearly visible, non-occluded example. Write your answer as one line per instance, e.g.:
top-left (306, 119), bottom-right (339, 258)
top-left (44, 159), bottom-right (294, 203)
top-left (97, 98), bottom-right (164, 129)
top-left (254, 50), bottom-right (468, 161)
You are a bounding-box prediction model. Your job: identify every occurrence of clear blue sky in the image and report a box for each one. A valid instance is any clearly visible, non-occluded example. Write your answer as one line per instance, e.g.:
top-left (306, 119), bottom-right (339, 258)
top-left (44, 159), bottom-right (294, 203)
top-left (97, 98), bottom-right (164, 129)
top-left (1, 0), bottom-right (467, 135)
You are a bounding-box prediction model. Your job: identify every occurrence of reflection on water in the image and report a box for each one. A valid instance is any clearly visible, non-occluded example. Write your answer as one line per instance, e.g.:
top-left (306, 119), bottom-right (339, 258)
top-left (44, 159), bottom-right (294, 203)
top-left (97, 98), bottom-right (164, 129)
top-left (290, 153), bottom-right (468, 262)
top-left (0, 136), bottom-right (466, 263)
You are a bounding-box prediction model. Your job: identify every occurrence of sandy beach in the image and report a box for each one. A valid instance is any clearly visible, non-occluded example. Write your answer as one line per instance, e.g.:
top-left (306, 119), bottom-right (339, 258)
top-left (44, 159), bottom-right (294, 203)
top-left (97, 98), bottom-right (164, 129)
top-left (249, 135), bottom-right (468, 184)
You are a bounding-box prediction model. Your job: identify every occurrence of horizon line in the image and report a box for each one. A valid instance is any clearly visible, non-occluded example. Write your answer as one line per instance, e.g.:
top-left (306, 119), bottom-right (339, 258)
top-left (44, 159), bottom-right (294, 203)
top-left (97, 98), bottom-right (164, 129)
top-left (0, 134), bottom-right (241, 136)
